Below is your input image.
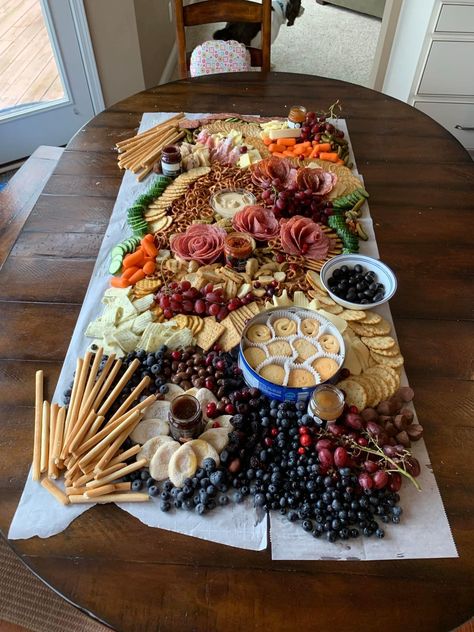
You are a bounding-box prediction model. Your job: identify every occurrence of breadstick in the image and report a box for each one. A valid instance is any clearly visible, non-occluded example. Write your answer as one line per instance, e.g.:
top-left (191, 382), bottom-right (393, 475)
top-left (83, 415), bottom-right (106, 443)
top-left (68, 409), bottom-right (99, 454)
top-left (78, 410), bottom-right (141, 469)
top-left (108, 375), bottom-right (151, 423)
top-left (80, 348), bottom-right (103, 415)
top-left (73, 470), bottom-right (96, 488)
top-left (92, 358), bottom-right (123, 412)
top-left (69, 492), bottom-right (148, 504)
top-left (134, 130), bottom-right (182, 171)
top-left (137, 164), bottom-right (155, 182)
top-left (64, 351), bottom-right (92, 440)
top-left (61, 358), bottom-right (83, 457)
top-left (48, 403), bottom-right (59, 478)
top-left (115, 113), bottom-right (184, 148)
top-left (73, 410), bottom-right (134, 457)
top-left (85, 459), bottom-right (147, 489)
top-left (96, 358), bottom-right (140, 417)
top-left (32, 370), bottom-right (44, 481)
top-left (128, 128), bottom-right (179, 171)
top-left (40, 401), bottom-right (50, 473)
top-left (118, 127), bottom-right (177, 165)
top-left (84, 483), bottom-right (119, 498)
top-left (94, 461), bottom-right (126, 479)
top-left (41, 478), bottom-right (70, 505)
top-left (107, 444), bottom-right (140, 467)
top-left (94, 413), bottom-right (142, 472)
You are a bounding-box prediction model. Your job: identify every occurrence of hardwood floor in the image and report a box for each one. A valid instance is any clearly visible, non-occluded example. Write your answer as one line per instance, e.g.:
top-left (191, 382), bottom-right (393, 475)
top-left (0, 0), bottom-right (64, 111)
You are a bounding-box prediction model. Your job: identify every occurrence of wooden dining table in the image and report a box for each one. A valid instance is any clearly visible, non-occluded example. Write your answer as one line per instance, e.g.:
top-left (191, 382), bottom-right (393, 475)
top-left (0, 72), bottom-right (473, 632)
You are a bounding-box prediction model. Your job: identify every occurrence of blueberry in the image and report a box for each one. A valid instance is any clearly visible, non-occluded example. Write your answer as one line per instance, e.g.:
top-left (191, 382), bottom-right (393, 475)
top-left (148, 485), bottom-right (159, 497)
top-left (218, 495), bottom-right (229, 506)
top-left (160, 491), bottom-right (170, 501)
top-left (160, 500), bottom-right (171, 512)
top-left (151, 364), bottom-right (160, 375)
top-left (203, 458), bottom-right (217, 471)
top-left (159, 384), bottom-right (169, 394)
top-left (146, 477), bottom-right (156, 488)
top-left (195, 503), bottom-right (206, 515)
top-left (209, 470), bottom-right (224, 486)
top-left (233, 492), bottom-right (244, 504)
top-left (132, 479), bottom-right (143, 491)
top-left (302, 519), bottom-right (313, 532)
top-left (163, 481), bottom-right (173, 492)
top-left (140, 470), bottom-right (150, 481)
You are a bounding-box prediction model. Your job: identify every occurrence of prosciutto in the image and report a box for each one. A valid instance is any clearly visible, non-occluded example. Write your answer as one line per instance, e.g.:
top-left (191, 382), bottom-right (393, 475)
top-left (280, 215), bottom-right (334, 261)
top-left (170, 224), bottom-right (226, 265)
top-left (232, 205), bottom-right (280, 241)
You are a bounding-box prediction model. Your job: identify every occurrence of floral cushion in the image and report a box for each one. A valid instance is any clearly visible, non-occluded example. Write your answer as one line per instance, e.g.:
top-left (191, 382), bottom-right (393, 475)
top-left (190, 40), bottom-right (251, 77)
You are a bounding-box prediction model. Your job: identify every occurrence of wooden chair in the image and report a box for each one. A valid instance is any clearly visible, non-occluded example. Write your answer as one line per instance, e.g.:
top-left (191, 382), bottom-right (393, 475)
top-left (174, 0), bottom-right (272, 79)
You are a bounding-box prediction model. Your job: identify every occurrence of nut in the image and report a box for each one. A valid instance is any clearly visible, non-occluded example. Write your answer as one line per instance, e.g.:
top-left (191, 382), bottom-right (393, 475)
top-left (406, 424), bottom-right (424, 441)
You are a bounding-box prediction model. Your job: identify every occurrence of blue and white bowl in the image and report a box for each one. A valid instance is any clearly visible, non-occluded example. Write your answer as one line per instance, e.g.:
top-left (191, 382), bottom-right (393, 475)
top-left (320, 254), bottom-right (397, 310)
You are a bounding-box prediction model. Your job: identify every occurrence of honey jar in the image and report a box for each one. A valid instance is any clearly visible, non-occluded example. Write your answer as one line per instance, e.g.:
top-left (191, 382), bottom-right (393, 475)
top-left (287, 105), bottom-right (307, 129)
top-left (168, 395), bottom-right (203, 441)
top-left (307, 384), bottom-right (344, 422)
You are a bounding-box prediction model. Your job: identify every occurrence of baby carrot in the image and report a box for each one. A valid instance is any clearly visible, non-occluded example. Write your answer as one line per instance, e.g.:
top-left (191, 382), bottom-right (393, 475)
top-left (319, 152), bottom-right (339, 163)
top-left (142, 239), bottom-right (158, 258)
top-left (272, 152), bottom-right (286, 158)
top-left (123, 249), bottom-right (145, 268)
top-left (110, 277), bottom-right (130, 288)
top-left (122, 266), bottom-right (140, 280)
top-left (142, 233), bottom-right (154, 242)
top-left (313, 143), bottom-right (332, 153)
top-left (283, 150), bottom-right (295, 157)
top-left (269, 143), bottom-right (286, 153)
top-left (279, 138), bottom-right (297, 146)
top-left (127, 269), bottom-right (146, 285)
top-left (143, 261), bottom-right (156, 275)
top-left (262, 135), bottom-right (272, 145)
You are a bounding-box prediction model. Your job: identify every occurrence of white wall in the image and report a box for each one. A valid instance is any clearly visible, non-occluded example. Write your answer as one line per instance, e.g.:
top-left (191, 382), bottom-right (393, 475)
top-left (383, 0), bottom-right (437, 102)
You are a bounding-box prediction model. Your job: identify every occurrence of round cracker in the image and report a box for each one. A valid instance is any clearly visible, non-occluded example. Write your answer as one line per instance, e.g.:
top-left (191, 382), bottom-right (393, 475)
top-left (369, 318), bottom-right (392, 336)
top-left (363, 370), bottom-right (390, 402)
top-left (168, 443), bottom-right (198, 487)
top-left (187, 439), bottom-right (220, 467)
top-left (370, 350), bottom-right (404, 368)
top-left (130, 418), bottom-right (170, 444)
top-left (372, 343), bottom-right (400, 357)
top-left (340, 309), bottom-right (366, 321)
top-left (348, 322), bottom-right (376, 337)
top-left (149, 441), bottom-right (180, 481)
top-left (358, 311), bottom-right (382, 325)
top-left (365, 365), bottom-right (399, 393)
top-left (142, 400), bottom-right (171, 421)
top-left (337, 378), bottom-right (368, 411)
top-left (198, 428), bottom-right (230, 453)
top-left (361, 336), bottom-right (396, 350)
top-left (137, 435), bottom-right (174, 465)
top-left (360, 372), bottom-right (383, 407)
top-left (350, 375), bottom-right (375, 407)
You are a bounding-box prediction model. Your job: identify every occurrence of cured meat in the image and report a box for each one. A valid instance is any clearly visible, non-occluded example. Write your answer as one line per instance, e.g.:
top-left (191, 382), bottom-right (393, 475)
top-left (295, 167), bottom-right (337, 197)
top-left (170, 224), bottom-right (226, 265)
top-left (280, 215), bottom-right (334, 261)
top-left (178, 118), bottom-right (201, 130)
top-left (232, 205), bottom-right (280, 241)
top-left (250, 157), bottom-right (296, 189)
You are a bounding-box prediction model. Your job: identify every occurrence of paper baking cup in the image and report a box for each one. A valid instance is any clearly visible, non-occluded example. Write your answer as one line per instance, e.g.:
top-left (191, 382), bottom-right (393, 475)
top-left (239, 306), bottom-right (346, 402)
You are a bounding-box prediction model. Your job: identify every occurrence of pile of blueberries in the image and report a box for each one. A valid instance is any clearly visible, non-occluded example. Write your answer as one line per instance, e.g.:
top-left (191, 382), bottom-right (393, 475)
top-left (126, 393), bottom-right (403, 543)
top-left (327, 264), bottom-right (385, 305)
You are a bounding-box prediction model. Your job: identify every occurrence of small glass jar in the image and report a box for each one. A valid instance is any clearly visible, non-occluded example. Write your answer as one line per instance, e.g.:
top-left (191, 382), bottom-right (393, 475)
top-left (224, 232), bottom-right (255, 272)
top-left (287, 105), bottom-right (307, 129)
top-left (168, 394), bottom-right (203, 441)
top-left (161, 145), bottom-right (182, 178)
top-left (308, 384), bottom-right (344, 422)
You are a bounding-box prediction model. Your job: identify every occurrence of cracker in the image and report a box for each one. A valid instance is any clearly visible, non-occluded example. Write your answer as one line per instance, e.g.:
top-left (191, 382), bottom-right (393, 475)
top-left (351, 375), bottom-right (376, 407)
top-left (340, 309), bottom-right (366, 321)
top-left (359, 311), bottom-right (382, 325)
top-left (337, 379), bottom-right (368, 411)
top-left (369, 350), bottom-right (404, 368)
top-left (363, 370), bottom-right (390, 402)
top-left (364, 366), bottom-right (398, 395)
top-left (361, 372), bottom-right (383, 407)
top-left (218, 317), bottom-right (241, 352)
top-left (321, 303), bottom-right (343, 315)
top-left (361, 336), bottom-right (396, 350)
top-left (348, 322), bottom-right (376, 337)
top-left (372, 343), bottom-right (400, 357)
top-left (368, 318), bottom-right (392, 336)
top-left (196, 317), bottom-right (225, 352)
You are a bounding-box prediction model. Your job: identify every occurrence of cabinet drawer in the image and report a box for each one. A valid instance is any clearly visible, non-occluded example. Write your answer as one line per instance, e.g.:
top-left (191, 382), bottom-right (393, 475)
top-left (414, 101), bottom-right (474, 149)
top-left (436, 4), bottom-right (474, 33)
top-left (418, 41), bottom-right (474, 96)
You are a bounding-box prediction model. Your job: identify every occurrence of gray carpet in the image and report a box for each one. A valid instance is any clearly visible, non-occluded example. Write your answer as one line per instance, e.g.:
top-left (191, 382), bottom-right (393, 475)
top-left (186, 0), bottom-right (381, 86)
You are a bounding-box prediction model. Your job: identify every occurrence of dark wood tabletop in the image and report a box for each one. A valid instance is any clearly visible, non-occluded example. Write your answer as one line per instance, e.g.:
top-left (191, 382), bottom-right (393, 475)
top-left (1, 73), bottom-right (473, 632)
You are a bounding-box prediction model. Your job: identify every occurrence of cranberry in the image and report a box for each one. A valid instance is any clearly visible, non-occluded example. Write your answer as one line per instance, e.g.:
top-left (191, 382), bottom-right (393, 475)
top-left (205, 377), bottom-right (215, 390)
top-left (349, 405), bottom-right (359, 414)
top-left (300, 434), bottom-right (312, 447)
top-left (171, 350), bottom-right (181, 361)
top-left (211, 421), bottom-right (221, 428)
top-left (298, 426), bottom-right (309, 435)
top-left (224, 403), bottom-right (235, 415)
top-left (298, 447), bottom-right (306, 455)
top-left (206, 402), bottom-right (217, 416)
top-left (264, 437), bottom-right (273, 447)
top-left (270, 428), bottom-right (278, 437)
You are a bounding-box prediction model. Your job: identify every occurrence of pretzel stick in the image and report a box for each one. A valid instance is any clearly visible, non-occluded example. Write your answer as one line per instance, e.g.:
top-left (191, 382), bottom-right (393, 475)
top-left (68, 410), bottom-right (99, 454)
top-left (41, 478), bottom-right (69, 505)
top-left (32, 370), bottom-right (44, 481)
top-left (40, 401), bottom-right (50, 473)
top-left (80, 348), bottom-right (103, 416)
top-left (92, 358), bottom-right (123, 412)
top-left (69, 492), bottom-right (148, 504)
top-left (97, 358), bottom-right (140, 417)
top-left (78, 410), bottom-right (141, 469)
top-left (53, 406), bottom-right (66, 466)
top-left (86, 459), bottom-right (147, 489)
top-left (73, 470), bottom-right (96, 488)
top-left (94, 413), bottom-right (142, 472)
top-left (48, 403), bottom-right (59, 478)
top-left (108, 375), bottom-right (151, 423)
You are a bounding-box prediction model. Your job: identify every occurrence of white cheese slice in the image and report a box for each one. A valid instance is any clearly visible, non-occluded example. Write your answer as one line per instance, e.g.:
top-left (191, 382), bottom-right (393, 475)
top-left (269, 128), bottom-right (302, 140)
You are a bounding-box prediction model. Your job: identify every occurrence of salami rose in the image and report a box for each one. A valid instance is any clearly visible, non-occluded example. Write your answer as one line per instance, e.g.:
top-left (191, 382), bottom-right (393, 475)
top-left (232, 205), bottom-right (280, 241)
top-left (250, 157), bottom-right (296, 190)
top-left (295, 167), bottom-right (337, 197)
top-left (170, 224), bottom-right (226, 265)
top-left (280, 215), bottom-right (334, 260)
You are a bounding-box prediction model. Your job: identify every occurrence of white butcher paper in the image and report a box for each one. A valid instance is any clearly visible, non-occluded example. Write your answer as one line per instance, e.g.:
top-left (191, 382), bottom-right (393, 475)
top-left (8, 114), bottom-right (456, 561)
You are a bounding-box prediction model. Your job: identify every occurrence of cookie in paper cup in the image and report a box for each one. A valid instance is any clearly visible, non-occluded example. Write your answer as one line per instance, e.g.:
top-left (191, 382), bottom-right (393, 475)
top-left (239, 307), bottom-right (345, 402)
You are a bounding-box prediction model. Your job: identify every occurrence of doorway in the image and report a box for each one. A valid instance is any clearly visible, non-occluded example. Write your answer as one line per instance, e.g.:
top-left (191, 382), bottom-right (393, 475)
top-left (0, 0), bottom-right (103, 165)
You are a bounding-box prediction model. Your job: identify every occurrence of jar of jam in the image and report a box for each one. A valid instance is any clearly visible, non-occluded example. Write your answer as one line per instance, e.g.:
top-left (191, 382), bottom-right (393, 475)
top-left (168, 394), bottom-right (203, 441)
top-left (307, 384), bottom-right (344, 422)
top-left (161, 145), bottom-right (182, 178)
top-left (287, 105), bottom-right (307, 129)
top-left (224, 232), bottom-right (255, 272)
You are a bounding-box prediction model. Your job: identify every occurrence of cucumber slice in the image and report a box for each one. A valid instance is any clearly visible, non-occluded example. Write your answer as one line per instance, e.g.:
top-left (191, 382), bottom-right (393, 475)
top-left (111, 246), bottom-right (126, 258)
top-left (109, 257), bottom-right (123, 275)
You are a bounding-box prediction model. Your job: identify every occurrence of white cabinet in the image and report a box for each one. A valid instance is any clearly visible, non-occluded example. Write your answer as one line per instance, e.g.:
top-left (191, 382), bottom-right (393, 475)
top-left (410, 0), bottom-right (474, 151)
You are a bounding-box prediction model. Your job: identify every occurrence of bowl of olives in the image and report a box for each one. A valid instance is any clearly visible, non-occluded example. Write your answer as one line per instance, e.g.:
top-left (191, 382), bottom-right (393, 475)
top-left (320, 254), bottom-right (397, 310)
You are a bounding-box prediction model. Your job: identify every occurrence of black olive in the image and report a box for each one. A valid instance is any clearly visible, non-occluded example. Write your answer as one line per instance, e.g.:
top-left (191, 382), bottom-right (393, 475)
top-left (354, 264), bottom-right (363, 274)
top-left (374, 292), bottom-right (385, 302)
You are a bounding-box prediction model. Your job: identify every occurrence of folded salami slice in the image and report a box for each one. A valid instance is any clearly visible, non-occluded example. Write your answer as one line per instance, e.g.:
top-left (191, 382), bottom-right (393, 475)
top-left (280, 215), bottom-right (334, 261)
top-left (232, 205), bottom-right (280, 241)
top-left (170, 224), bottom-right (226, 264)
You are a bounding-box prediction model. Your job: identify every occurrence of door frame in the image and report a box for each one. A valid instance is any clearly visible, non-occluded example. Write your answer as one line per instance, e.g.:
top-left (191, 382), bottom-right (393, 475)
top-left (69, 0), bottom-right (105, 115)
top-left (368, 0), bottom-right (404, 91)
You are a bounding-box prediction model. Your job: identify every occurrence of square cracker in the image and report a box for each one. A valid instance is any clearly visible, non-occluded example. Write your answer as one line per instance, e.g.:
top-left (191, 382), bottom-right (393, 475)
top-left (196, 317), bottom-right (225, 352)
top-left (218, 317), bottom-right (241, 352)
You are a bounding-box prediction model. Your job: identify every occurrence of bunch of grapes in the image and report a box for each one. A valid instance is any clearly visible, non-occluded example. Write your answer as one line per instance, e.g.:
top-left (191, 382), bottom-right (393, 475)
top-left (300, 110), bottom-right (345, 144)
top-left (259, 178), bottom-right (334, 223)
top-left (155, 280), bottom-right (254, 322)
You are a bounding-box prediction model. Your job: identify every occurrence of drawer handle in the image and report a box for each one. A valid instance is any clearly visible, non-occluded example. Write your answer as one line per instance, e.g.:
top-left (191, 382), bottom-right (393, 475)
top-left (455, 125), bottom-right (474, 131)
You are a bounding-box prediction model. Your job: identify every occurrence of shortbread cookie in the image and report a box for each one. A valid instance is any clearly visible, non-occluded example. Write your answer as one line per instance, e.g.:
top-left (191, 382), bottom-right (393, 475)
top-left (319, 334), bottom-right (340, 354)
top-left (301, 318), bottom-right (320, 337)
top-left (246, 324), bottom-right (272, 343)
top-left (312, 357), bottom-right (339, 381)
top-left (288, 368), bottom-right (315, 388)
top-left (293, 339), bottom-right (317, 362)
top-left (244, 346), bottom-right (267, 368)
top-left (267, 340), bottom-right (293, 357)
top-left (273, 317), bottom-right (297, 337)
top-left (259, 364), bottom-right (285, 385)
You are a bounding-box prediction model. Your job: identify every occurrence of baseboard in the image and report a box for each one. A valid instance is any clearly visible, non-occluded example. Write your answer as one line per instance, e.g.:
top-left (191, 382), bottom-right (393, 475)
top-left (159, 41), bottom-right (178, 85)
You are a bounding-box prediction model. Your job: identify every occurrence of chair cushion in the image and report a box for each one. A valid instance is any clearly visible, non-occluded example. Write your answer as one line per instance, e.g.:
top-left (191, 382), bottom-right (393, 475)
top-left (190, 40), bottom-right (251, 77)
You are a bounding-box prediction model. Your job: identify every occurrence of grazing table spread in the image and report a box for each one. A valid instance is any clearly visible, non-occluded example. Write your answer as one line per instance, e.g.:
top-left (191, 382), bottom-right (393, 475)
top-left (1, 73), bottom-right (473, 632)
